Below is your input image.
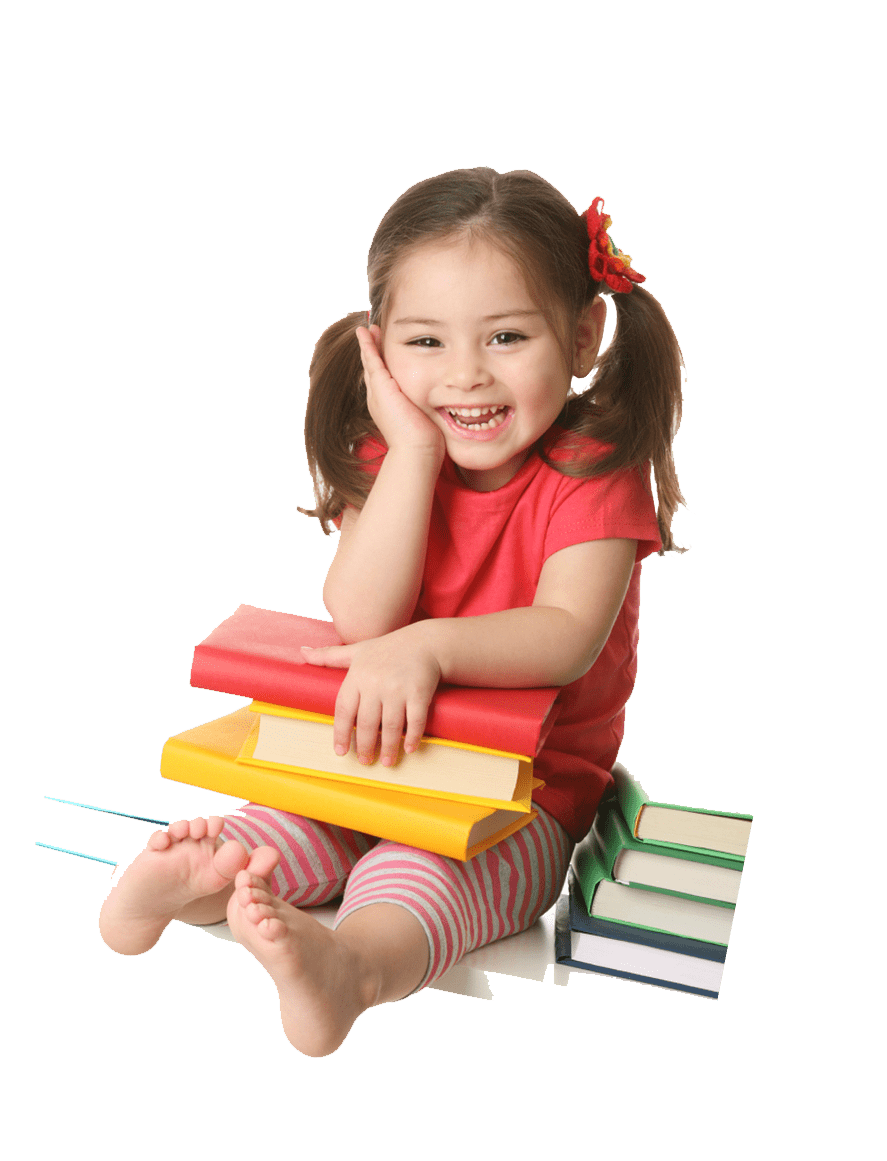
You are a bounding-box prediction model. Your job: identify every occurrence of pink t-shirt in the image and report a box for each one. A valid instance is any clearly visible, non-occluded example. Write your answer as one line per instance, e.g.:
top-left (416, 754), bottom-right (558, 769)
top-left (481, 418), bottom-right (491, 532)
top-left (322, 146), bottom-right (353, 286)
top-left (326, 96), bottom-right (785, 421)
top-left (345, 430), bottom-right (662, 842)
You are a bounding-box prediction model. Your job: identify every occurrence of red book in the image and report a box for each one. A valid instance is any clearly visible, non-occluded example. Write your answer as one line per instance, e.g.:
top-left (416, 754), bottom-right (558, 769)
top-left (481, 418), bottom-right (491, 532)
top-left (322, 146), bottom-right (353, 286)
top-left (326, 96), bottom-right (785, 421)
top-left (190, 605), bottom-right (560, 758)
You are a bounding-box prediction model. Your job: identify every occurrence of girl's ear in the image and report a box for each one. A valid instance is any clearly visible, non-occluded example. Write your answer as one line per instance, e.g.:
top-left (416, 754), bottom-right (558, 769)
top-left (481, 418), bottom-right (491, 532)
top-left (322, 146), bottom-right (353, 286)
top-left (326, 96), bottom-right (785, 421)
top-left (572, 297), bottom-right (606, 379)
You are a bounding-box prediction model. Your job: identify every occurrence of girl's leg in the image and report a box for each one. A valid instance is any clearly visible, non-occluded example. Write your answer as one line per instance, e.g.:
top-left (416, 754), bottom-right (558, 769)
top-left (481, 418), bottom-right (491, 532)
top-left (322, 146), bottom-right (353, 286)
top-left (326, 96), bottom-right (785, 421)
top-left (225, 807), bottom-right (571, 1057)
top-left (334, 806), bottom-right (573, 989)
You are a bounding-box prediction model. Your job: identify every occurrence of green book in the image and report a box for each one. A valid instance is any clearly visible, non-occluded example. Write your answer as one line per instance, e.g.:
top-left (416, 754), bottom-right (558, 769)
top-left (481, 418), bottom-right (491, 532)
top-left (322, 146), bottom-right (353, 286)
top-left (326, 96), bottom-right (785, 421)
top-left (572, 827), bottom-right (734, 946)
top-left (594, 795), bottom-right (743, 906)
top-left (612, 763), bottom-right (752, 858)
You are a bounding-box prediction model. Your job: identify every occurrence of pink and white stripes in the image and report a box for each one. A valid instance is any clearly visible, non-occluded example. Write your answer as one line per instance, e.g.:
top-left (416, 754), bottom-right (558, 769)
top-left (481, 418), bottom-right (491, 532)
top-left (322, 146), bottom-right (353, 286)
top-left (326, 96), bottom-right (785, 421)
top-left (221, 808), bottom-right (376, 907)
top-left (220, 805), bottom-right (572, 990)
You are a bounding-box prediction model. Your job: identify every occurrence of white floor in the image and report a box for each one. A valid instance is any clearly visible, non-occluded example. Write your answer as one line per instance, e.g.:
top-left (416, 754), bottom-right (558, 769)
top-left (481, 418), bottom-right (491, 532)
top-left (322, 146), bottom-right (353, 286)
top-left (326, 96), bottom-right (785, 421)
top-left (199, 895), bottom-right (573, 1001)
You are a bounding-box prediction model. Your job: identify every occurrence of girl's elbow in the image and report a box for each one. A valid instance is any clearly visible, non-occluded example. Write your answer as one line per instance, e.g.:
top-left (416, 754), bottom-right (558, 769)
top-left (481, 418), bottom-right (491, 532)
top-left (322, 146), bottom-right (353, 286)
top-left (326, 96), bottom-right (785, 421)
top-left (554, 641), bottom-right (604, 685)
top-left (327, 609), bottom-right (379, 644)
top-left (533, 607), bottom-right (608, 686)
top-left (323, 585), bottom-right (373, 642)
top-left (323, 592), bottom-right (362, 643)
top-left (326, 601), bottom-right (408, 644)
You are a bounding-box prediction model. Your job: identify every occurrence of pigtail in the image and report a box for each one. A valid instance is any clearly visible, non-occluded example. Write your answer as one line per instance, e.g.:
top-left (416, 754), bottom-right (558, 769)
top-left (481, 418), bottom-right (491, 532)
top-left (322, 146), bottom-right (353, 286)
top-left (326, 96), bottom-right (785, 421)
top-left (556, 285), bottom-right (685, 553)
top-left (299, 311), bottom-right (378, 533)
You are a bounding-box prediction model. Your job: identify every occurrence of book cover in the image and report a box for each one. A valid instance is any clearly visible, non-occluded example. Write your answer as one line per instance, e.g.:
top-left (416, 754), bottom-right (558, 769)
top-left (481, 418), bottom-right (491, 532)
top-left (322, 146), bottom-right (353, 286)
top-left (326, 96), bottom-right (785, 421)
top-left (554, 874), bottom-right (723, 998)
top-left (612, 762), bottom-right (753, 857)
top-left (160, 707), bottom-right (539, 861)
top-left (190, 605), bottom-right (560, 757)
top-left (238, 703), bottom-right (537, 812)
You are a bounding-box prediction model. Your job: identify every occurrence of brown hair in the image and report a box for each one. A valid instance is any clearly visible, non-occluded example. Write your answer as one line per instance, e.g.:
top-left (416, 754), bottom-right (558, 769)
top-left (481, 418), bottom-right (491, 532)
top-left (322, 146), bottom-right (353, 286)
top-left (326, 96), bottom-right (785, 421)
top-left (302, 167), bottom-right (685, 552)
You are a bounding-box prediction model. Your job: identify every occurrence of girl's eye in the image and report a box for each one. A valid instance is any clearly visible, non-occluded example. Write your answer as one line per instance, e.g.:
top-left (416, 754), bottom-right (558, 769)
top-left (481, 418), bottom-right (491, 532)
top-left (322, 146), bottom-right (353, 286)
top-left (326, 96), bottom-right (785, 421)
top-left (408, 337), bottom-right (441, 348)
top-left (490, 331), bottom-right (525, 346)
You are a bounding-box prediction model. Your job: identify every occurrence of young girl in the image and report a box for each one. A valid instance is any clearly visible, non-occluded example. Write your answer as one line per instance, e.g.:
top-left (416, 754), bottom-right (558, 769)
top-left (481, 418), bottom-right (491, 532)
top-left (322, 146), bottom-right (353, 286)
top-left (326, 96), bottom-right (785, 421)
top-left (99, 167), bottom-right (683, 1056)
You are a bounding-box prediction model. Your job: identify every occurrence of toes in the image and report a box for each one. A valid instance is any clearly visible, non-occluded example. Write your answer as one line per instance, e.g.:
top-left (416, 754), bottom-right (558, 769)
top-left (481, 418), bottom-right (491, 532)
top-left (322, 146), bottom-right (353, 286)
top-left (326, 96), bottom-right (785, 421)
top-left (240, 903), bottom-right (286, 941)
top-left (236, 880), bottom-right (274, 907)
top-left (232, 869), bottom-right (282, 912)
top-left (234, 867), bottom-right (268, 890)
top-left (167, 817), bottom-right (223, 844)
top-left (147, 830), bottom-right (172, 851)
top-left (213, 839), bottom-right (250, 880)
top-left (188, 817), bottom-right (209, 841)
top-left (257, 915), bottom-right (287, 941)
top-left (245, 899), bottom-right (276, 923)
top-left (246, 845), bottom-right (280, 880)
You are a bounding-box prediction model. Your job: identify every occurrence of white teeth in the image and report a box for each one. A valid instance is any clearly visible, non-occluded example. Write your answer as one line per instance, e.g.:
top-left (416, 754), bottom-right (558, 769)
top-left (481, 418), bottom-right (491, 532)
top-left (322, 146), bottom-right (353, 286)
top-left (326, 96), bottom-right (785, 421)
top-left (447, 406), bottom-right (500, 416)
top-left (445, 405), bottom-right (508, 431)
top-left (445, 405), bottom-right (505, 417)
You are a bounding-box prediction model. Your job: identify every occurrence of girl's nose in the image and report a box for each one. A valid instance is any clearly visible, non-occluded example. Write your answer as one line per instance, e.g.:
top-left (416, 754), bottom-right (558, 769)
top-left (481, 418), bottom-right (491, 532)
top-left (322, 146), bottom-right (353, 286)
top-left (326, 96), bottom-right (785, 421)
top-left (445, 350), bottom-right (494, 392)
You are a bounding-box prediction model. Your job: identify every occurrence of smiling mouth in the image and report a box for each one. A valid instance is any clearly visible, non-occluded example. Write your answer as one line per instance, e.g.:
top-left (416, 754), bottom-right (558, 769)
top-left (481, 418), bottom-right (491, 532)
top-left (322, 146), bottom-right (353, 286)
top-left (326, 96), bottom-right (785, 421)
top-left (443, 405), bottom-right (510, 430)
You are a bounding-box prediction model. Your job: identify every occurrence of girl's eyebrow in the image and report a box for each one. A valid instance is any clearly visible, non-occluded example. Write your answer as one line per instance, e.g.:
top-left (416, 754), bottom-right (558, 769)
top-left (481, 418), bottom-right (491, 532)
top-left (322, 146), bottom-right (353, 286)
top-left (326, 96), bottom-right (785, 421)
top-left (391, 309), bottom-right (542, 326)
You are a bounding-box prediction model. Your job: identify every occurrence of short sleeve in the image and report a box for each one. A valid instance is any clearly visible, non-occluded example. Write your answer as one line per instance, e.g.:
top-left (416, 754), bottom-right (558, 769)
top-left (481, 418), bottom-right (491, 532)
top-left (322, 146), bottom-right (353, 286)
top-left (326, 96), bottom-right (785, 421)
top-left (542, 463), bottom-right (662, 563)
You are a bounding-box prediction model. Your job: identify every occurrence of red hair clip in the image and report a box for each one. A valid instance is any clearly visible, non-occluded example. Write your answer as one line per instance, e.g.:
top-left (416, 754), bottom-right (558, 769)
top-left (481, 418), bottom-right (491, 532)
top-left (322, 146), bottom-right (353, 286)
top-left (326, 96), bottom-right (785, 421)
top-left (582, 198), bottom-right (645, 293)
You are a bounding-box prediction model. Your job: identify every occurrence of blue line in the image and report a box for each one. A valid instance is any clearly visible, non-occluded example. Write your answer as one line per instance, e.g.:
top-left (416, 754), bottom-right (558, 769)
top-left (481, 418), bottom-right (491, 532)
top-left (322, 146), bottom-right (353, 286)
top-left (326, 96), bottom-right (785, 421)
top-left (44, 797), bottom-right (169, 826)
top-left (35, 842), bottom-right (117, 866)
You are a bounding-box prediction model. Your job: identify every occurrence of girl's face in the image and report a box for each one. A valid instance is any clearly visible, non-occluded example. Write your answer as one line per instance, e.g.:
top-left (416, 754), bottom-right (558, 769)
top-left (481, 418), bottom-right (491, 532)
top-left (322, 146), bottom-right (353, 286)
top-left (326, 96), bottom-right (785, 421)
top-left (381, 238), bottom-right (602, 491)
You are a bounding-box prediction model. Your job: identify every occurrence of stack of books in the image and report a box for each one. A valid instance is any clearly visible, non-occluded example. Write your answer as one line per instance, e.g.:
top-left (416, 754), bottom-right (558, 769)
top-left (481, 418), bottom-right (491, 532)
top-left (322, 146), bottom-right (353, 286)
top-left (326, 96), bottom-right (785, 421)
top-left (161, 605), bottom-right (562, 861)
top-left (555, 763), bottom-right (752, 998)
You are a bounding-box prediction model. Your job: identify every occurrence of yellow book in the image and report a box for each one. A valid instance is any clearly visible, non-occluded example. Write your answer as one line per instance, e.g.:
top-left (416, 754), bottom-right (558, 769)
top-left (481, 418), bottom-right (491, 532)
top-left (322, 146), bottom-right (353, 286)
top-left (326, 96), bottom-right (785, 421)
top-left (238, 701), bottom-right (536, 813)
top-left (160, 708), bottom-right (541, 861)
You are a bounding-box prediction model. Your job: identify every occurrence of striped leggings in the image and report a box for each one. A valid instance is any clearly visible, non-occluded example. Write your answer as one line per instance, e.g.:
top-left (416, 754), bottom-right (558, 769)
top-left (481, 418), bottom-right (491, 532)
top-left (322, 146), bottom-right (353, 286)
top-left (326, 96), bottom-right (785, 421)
top-left (220, 805), bottom-right (573, 991)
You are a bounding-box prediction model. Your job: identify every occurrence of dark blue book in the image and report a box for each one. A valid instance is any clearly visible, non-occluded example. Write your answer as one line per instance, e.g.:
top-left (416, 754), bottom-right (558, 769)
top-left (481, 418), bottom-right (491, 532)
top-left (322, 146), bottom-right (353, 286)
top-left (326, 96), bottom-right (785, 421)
top-left (554, 871), bottom-right (725, 999)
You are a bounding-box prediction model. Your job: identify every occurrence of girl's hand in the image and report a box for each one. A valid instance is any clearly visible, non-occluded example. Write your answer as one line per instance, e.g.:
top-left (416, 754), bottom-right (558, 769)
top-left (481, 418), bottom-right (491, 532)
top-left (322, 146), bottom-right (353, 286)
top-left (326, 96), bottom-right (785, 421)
top-left (301, 627), bottom-right (442, 767)
top-left (357, 325), bottom-right (444, 458)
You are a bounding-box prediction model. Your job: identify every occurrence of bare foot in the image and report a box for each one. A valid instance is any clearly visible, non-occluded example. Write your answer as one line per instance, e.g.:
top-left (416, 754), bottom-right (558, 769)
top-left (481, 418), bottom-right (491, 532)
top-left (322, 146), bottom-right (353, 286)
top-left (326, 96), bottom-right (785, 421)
top-left (99, 816), bottom-right (276, 955)
top-left (227, 866), bottom-right (377, 1057)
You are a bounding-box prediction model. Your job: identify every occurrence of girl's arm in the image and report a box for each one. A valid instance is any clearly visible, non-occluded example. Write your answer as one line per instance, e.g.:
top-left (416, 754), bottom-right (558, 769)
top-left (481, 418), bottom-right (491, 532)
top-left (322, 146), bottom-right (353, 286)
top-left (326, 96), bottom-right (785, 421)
top-left (305, 535), bottom-right (638, 767)
top-left (419, 535), bottom-right (638, 686)
top-left (322, 326), bottom-right (444, 642)
top-left (323, 446), bottom-right (440, 641)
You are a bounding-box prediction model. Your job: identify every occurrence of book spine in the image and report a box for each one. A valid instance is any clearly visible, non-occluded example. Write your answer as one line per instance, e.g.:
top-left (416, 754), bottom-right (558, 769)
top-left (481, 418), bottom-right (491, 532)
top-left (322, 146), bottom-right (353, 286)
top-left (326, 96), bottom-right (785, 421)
top-left (611, 763), bottom-right (647, 837)
top-left (572, 829), bottom-right (610, 904)
top-left (594, 804), bottom-right (623, 878)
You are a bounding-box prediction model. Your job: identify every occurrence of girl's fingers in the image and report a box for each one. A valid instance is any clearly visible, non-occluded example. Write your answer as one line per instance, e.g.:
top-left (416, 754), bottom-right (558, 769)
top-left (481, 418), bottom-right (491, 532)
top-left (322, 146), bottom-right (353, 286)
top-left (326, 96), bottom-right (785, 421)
top-left (354, 700), bottom-right (383, 766)
top-left (378, 709), bottom-right (406, 768)
top-left (356, 323), bottom-right (383, 351)
top-left (403, 697), bottom-right (430, 756)
top-left (356, 325), bottom-right (388, 376)
top-left (355, 333), bottom-right (394, 423)
top-left (301, 644), bottom-right (352, 669)
top-left (332, 683), bottom-right (359, 757)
